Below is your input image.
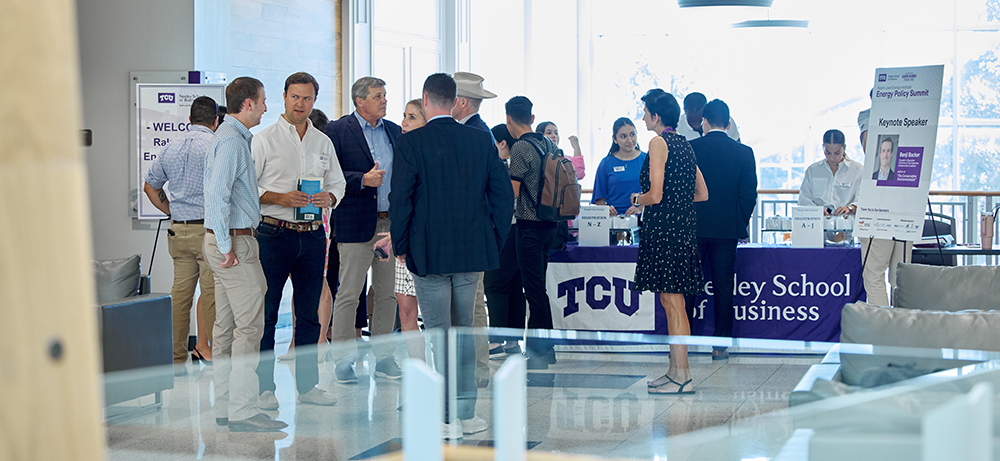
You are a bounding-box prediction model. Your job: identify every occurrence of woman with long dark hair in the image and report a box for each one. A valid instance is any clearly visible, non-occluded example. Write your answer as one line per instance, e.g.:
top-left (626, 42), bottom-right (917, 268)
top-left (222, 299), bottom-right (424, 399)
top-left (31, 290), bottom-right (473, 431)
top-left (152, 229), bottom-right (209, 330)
top-left (631, 89), bottom-right (708, 395)
top-left (592, 117), bottom-right (646, 216)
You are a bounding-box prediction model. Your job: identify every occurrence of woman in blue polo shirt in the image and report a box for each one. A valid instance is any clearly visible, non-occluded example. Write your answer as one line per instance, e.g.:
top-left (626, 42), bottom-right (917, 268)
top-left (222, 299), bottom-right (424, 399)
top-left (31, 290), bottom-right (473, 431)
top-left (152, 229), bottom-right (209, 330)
top-left (592, 117), bottom-right (647, 215)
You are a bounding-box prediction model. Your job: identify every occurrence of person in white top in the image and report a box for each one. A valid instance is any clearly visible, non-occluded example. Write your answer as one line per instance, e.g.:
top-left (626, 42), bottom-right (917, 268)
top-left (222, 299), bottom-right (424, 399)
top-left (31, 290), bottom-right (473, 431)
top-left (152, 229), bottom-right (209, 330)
top-left (677, 92), bottom-right (741, 142)
top-left (250, 72), bottom-right (346, 409)
top-left (798, 129), bottom-right (862, 216)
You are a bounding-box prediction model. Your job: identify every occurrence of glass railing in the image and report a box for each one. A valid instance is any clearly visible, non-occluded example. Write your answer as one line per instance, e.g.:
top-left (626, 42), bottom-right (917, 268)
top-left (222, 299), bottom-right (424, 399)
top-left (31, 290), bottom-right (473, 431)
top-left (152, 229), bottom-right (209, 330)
top-left (103, 327), bottom-right (1000, 460)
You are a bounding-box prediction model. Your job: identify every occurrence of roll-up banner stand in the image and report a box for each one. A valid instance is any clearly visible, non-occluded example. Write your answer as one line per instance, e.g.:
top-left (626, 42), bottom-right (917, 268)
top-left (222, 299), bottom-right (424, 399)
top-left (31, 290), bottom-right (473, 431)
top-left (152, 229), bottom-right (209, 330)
top-left (855, 65), bottom-right (944, 241)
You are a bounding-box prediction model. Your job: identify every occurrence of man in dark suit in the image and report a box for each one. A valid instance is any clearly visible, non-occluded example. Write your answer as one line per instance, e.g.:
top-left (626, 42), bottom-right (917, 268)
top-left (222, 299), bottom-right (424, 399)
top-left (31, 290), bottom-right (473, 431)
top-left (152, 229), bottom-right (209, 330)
top-left (688, 99), bottom-right (758, 360)
top-left (322, 77), bottom-right (403, 383)
top-left (390, 73), bottom-right (514, 438)
top-left (451, 71), bottom-right (497, 387)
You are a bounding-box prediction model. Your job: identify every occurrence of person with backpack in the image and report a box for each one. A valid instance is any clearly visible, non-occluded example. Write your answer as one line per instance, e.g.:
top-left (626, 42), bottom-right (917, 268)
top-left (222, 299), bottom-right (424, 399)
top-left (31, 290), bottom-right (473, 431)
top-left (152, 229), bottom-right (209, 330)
top-left (504, 96), bottom-right (581, 370)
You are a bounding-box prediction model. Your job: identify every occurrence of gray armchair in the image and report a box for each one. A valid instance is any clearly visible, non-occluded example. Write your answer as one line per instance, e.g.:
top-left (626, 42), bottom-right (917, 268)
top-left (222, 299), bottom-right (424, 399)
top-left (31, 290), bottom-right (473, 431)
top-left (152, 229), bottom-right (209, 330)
top-left (95, 255), bottom-right (173, 420)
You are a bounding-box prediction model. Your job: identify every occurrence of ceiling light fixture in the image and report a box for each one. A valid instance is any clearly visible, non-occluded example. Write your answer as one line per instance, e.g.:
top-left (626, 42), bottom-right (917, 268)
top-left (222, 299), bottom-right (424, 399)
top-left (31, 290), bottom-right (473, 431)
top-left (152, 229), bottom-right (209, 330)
top-left (678, 0), bottom-right (773, 7)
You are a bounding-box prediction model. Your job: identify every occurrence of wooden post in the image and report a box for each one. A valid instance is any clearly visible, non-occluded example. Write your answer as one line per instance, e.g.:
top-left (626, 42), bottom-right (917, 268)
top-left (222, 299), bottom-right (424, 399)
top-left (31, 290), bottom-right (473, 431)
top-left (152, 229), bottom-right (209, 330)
top-left (0, 0), bottom-right (106, 460)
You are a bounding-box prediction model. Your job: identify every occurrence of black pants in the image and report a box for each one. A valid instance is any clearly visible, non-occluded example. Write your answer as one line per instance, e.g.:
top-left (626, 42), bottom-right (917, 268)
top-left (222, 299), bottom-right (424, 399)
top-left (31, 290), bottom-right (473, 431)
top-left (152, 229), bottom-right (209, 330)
top-left (689, 238), bottom-right (738, 338)
top-left (516, 220), bottom-right (555, 358)
top-left (485, 223), bottom-right (526, 343)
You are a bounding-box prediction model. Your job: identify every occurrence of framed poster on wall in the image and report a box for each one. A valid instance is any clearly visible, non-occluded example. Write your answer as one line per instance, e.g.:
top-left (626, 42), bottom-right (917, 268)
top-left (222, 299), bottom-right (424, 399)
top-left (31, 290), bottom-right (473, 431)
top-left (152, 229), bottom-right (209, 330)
top-left (130, 71), bottom-right (225, 219)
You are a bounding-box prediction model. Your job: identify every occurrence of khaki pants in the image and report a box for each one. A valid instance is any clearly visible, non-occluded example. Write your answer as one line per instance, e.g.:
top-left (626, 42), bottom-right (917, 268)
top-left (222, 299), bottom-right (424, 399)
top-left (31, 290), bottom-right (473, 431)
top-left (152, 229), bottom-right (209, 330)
top-left (204, 233), bottom-right (266, 421)
top-left (167, 223), bottom-right (215, 362)
top-left (331, 218), bottom-right (396, 362)
top-left (474, 273), bottom-right (489, 379)
top-left (860, 237), bottom-right (913, 306)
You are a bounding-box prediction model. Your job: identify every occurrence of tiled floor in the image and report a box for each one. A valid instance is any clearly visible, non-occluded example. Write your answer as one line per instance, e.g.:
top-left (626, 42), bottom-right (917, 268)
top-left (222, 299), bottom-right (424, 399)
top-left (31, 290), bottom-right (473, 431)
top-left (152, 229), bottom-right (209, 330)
top-left (105, 338), bottom-right (820, 460)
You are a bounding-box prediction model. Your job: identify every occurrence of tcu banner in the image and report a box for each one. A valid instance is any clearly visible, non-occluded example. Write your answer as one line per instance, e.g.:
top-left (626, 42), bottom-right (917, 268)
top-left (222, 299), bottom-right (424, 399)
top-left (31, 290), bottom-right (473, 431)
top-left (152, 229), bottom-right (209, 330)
top-left (546, 244), bottom-right (865, 342)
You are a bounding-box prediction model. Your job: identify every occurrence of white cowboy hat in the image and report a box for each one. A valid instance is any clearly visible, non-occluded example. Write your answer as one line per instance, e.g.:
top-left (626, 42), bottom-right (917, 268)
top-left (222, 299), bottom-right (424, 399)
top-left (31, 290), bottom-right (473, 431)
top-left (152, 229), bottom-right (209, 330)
top-left (454, 72), bottom-right (497, 99)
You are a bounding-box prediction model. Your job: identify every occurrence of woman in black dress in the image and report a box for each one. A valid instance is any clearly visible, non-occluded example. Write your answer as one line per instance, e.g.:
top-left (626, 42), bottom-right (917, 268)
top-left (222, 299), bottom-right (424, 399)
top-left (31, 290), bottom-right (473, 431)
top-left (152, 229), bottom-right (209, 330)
top-left (631, 89), bottom-right (708, 395)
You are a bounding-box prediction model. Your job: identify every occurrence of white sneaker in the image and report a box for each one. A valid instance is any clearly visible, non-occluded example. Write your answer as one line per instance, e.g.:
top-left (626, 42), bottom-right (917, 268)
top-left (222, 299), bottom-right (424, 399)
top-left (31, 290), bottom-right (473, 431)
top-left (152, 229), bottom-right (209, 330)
top-left (258, 390), bottom-right (279, 411)
top-left (277, 349), bottom-right (295, 361)
top-left (460, 416), bottom-right (488, 434)
top-left (443, 420), bottom-right (464, 439)
top-left (297, 387), bottom-right (337, 406)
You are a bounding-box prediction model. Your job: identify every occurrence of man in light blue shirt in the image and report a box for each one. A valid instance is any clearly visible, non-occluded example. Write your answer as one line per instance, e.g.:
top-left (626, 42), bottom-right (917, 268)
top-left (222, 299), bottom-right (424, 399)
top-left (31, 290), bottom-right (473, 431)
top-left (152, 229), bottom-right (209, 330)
top-left (355, 110), bottom-right (394, 212)
top-left (322, 77), bottom-right (403, 383)
top-left (143, 96), bottom-right (219, 367)
top-left (202, 77), bottom-right (286, 433)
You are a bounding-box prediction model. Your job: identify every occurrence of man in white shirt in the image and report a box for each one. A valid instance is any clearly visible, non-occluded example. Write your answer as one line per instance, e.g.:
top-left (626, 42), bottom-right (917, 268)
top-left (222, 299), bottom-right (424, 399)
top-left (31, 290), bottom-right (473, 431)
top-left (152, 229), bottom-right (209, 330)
top-left (251, 72), bottom-right (346, 408)
top-left (677, 92), bottom-right (741, 142)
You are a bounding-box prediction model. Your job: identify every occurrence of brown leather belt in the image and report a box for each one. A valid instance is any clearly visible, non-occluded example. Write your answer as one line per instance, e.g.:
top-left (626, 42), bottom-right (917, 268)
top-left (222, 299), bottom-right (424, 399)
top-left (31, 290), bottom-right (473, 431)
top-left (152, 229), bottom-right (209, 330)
top-left (172, 219), bottom-right (204, 225)
top-left (378, 212), bottom-right (389, 219)
top-left (206, 228), bottom-right (258, 237)
top-left (260, 216), bottom-right (322, 232)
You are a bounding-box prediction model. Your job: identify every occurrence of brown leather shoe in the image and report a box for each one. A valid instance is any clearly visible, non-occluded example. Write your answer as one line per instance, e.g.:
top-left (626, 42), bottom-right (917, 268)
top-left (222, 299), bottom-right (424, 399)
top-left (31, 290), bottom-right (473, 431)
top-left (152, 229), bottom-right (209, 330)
top-left (228, 413), bottom-right (287, 432)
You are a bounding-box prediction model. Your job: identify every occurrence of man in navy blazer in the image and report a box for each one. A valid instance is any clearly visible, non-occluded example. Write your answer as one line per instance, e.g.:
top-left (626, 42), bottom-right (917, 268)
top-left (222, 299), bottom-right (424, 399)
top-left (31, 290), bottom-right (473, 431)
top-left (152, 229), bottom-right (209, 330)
top-left (687, 99), bottom-right (758, 360)
top-left (322, 77), bottom-right (403, 383)
top-left (390, 73), bottom-right (513, 436)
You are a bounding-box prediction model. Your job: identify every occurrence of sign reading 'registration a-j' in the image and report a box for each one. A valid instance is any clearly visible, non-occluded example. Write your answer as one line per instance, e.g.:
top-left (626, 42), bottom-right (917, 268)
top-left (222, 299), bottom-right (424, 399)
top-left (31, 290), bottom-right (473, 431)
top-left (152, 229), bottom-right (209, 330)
top-left (855, 65), bottom-right (944, 240)
top-left (136, 84), bottom-right (225, 220)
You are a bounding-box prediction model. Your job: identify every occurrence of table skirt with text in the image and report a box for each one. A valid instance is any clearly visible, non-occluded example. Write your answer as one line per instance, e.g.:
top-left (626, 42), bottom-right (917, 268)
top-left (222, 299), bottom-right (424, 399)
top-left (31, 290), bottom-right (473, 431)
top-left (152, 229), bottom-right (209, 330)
top-left (545, 244), bottom-right (866, 342)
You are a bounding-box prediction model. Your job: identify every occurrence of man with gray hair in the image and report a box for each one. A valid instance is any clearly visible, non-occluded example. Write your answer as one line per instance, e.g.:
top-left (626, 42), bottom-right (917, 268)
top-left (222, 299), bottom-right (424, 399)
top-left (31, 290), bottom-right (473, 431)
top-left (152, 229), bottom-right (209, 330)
top-left (451, 71), bottom-right (497, 387)
top-left (323, 77), bottom-right (403, 383)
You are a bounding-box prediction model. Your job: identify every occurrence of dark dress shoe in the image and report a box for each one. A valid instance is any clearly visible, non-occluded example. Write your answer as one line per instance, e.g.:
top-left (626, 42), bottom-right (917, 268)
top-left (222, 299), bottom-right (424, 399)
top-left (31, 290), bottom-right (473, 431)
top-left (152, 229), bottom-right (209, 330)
top-left (476, 378), bottom-right (489, 388)
top-left (229, 413), bottom-right (288, 432)
top-left (544, 349), bottom-right (557, 364)
top-left (712, 347), bottom-right (730, 360)
top-left (216, 417), bottom-right (228, 426)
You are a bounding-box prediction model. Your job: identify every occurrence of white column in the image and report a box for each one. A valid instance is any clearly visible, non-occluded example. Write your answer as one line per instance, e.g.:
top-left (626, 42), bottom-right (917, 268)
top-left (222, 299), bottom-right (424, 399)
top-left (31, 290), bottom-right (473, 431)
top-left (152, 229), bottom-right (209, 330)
top-left (403, 359), bottom-right (444, 461)
top-left (343, 0), bottom-right (374, 115)
top-left (494, 355), bottom-right (527, 461)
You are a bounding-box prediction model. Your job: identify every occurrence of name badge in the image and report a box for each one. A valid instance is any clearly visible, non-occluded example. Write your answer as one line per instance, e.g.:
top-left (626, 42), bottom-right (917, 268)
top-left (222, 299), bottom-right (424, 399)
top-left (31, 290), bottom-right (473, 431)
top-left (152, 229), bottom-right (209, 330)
top-left (837, 181), bottom-right (852, 188)
top-left (318, 154), bottom-right (330, 170)
top-left (613, 166), bottom-right (626, 173)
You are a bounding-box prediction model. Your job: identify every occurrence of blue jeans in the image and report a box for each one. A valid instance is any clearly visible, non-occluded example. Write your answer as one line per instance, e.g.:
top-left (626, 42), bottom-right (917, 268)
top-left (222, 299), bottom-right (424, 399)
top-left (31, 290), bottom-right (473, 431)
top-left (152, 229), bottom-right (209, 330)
top-left (256, 222), bottom-right (324, 395)
top-left (412, 272), bottom-right (480, 420)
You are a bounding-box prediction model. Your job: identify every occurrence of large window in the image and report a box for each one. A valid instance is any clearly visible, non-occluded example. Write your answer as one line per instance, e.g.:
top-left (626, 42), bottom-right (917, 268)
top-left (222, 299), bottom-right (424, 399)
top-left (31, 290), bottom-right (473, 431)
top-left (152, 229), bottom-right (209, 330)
top-left (467, 0), bottom-right (1000, 191)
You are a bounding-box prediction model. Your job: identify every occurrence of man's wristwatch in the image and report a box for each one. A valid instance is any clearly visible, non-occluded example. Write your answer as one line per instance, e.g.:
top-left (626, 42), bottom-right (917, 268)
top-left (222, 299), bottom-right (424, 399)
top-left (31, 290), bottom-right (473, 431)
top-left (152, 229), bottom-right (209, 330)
top-left (631, 195), bottom-right (640, 206)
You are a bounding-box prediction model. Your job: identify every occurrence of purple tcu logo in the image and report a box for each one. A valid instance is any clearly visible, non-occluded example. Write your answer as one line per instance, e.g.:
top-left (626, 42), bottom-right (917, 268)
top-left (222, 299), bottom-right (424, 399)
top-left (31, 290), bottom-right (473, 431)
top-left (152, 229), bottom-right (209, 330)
top-left (878, 74), bottom-right (887, 82)
top-left (557, 276), bottom-right (641, 317)
top-left (158, 93), bottom-right (176, 103)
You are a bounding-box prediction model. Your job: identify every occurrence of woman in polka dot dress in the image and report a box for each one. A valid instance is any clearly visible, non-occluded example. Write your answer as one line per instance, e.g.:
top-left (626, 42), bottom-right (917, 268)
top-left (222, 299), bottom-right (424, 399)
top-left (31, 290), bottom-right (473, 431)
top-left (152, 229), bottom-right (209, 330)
top-left (631, 89), bottom-right (709, 395)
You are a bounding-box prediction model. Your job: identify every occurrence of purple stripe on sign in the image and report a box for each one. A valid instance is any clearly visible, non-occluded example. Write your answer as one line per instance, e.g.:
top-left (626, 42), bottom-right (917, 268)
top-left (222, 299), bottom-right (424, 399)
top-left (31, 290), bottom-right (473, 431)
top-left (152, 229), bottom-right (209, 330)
top-left (549, 244), bottom-right (638, 263)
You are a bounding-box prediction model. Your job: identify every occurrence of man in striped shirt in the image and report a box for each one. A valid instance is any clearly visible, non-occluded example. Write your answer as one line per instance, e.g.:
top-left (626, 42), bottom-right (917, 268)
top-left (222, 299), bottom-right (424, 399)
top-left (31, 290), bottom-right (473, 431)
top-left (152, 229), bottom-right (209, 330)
top-left (203, 77), bottom-right (286, 433)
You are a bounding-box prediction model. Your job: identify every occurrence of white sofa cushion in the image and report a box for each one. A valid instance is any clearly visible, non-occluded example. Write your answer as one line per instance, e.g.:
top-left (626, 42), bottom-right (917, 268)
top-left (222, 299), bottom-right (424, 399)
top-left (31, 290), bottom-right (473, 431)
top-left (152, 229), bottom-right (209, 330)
top-left (893, 263), bottom-right (1000, 312)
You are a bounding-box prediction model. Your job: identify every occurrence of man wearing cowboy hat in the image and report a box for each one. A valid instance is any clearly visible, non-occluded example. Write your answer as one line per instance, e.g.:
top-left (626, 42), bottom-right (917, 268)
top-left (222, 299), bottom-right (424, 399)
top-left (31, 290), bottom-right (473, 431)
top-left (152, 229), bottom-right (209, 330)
top-left (453, 71), bottom-right (496, 138)
top-left (451, 71), bottom-right (498, 387)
